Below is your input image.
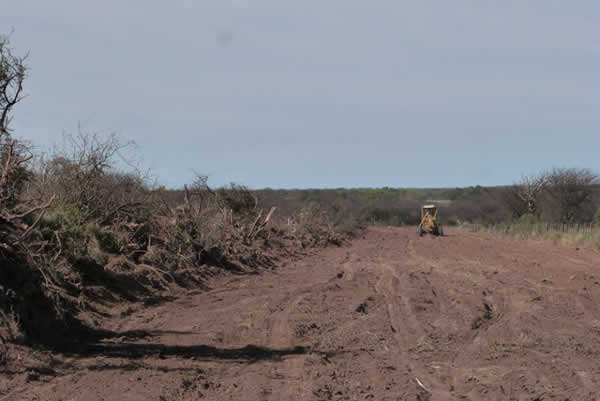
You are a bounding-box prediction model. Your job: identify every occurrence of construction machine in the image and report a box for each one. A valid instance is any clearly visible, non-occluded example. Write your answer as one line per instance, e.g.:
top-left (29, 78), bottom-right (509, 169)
top-left (417, 204), bottom-right (443, 237)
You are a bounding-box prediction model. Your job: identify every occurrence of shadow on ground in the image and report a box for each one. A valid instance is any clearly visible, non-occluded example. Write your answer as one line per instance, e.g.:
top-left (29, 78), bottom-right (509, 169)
top-left (71, 342), bottom-right (310, 362)
top-left (53, 327), bottom-right (312, 364)
top-left (9, 329), bottom-right (315, 378)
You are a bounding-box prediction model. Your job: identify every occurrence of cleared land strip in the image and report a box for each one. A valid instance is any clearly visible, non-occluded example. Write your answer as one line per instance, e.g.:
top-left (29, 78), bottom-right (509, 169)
top-left (6, 227), bottom-right (600, 401)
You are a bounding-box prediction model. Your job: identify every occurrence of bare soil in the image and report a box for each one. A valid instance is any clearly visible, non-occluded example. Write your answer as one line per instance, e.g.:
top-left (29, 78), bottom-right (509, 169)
top-left (3, 227), bottom-right (600, 400)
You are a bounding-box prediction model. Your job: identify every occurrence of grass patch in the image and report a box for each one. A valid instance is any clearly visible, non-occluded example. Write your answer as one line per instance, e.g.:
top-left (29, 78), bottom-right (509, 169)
top-left (465, 220), bottom-right (600, 250)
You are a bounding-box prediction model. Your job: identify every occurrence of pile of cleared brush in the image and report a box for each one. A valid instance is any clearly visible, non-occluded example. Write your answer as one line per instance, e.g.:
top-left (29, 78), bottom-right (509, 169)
top-left (0, 35), bottom-right (359, 352)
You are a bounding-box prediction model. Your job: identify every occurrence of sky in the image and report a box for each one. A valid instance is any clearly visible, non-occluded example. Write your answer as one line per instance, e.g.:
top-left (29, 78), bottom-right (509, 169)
top-left (2, 1), bottom-right (599, 188)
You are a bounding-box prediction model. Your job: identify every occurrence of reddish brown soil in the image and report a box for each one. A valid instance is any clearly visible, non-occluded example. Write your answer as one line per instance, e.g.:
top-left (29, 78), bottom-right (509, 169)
top-left (3, 227), bottom-right (600, 400)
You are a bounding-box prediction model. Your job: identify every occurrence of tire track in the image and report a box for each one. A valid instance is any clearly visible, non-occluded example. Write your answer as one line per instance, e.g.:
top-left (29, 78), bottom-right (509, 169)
top-left (265, 293), bottom-right (312, 401)
top-left (11, 227), bottom-right (600, 401)
top-left (374, 259), bottom-right (456, 400)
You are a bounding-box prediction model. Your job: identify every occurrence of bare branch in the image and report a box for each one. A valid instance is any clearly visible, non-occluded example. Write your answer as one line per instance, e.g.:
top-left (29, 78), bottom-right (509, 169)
top-left (16, 195), bottom-right (55, 243)
top-left (515, 172), bottom-right (548, 215)
top-left (0, 35), bottom-right (27, 137)
top-left (545, 167), bottom-right (599, 223)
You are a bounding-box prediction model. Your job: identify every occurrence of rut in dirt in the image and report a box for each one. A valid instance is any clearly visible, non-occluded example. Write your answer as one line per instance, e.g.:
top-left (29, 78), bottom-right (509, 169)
top-left (4, 227), bottom-right (600, 401)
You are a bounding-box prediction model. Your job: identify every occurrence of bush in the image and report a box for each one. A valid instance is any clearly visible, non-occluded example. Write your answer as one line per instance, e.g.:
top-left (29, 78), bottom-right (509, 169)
top-left (594, 209), bottom-right (600, 225)
top-left (282, 203), bottom-right (348, 247)
top-left (216, 184), bottom-right (256, 215)
top-left (519, 213), bottom-right (538, 226)
top-left (445, 216), bottom-right (459, 226)
top-left (94, 228), bottom-right (121, 253)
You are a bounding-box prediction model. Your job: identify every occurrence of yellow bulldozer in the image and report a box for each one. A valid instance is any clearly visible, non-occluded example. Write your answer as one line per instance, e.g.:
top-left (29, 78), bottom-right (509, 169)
top-left (417, 204), bottom-right (444, 237)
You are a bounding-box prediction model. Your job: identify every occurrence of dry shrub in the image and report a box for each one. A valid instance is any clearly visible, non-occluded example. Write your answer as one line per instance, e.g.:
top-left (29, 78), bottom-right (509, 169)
top-left (142, 181), bottom-right (274, 271)
top-left (32, 131), bottom-right (148, 224)
top-left (215, 183), bottom-right (257, 215)
top-left (282, 203), bottom-right (346, 247)
top-left (0, 309), bottom-right (21, 345)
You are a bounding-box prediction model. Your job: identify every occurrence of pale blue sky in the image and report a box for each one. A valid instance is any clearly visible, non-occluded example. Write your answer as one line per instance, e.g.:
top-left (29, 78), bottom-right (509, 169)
top-left (3, 1), bottom-right (599, 188)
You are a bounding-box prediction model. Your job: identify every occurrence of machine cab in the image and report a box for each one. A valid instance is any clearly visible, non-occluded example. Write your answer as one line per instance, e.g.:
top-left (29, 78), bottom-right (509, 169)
top-left (421, 205), bottom-right (438, 219)
top-left (418, 204), bottom-right (443, 236)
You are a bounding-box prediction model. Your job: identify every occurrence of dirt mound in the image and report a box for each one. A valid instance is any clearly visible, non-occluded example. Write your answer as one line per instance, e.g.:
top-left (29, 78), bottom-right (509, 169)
top-left (2, 227), bottom-right (600, 400)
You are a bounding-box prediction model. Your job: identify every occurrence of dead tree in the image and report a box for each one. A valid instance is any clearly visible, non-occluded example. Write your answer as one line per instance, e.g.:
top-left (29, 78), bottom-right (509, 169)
top-left (515, 172), bottom-right (548, 216)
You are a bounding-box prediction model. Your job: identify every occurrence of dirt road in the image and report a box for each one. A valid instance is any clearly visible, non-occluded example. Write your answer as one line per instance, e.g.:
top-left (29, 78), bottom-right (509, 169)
top-left (5, 227), bottom-right (600, 400)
